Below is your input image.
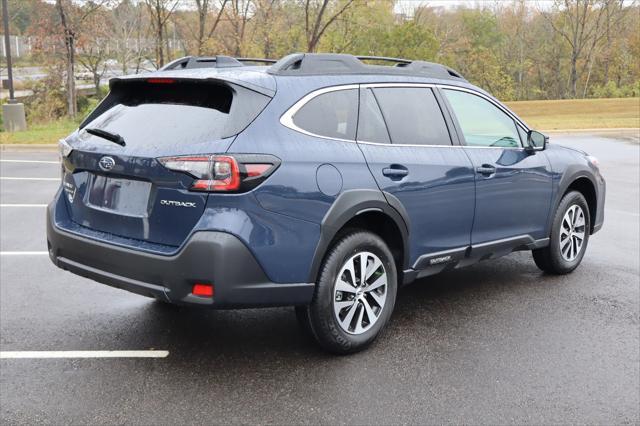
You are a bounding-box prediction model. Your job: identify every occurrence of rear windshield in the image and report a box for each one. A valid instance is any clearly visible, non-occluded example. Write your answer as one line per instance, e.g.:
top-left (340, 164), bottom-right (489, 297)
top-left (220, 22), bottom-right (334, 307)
top-left (81, 80), bottom-right (270, 145)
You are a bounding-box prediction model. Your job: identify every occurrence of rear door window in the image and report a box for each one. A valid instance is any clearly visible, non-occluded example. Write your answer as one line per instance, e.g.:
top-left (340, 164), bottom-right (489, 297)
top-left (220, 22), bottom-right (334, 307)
top-left (357, 88), bottom-right (391, 144)
top-left (292, 89), bottom-right (358, 140)
top-left (372, 87), bottom-right (452, 146)
top-left (81, 80), bottom-right (270, 147)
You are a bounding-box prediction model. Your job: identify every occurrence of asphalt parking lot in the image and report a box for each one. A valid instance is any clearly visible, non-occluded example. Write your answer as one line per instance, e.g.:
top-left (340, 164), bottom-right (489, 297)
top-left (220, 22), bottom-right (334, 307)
top-left (1, 131), bottom-right (638, 425)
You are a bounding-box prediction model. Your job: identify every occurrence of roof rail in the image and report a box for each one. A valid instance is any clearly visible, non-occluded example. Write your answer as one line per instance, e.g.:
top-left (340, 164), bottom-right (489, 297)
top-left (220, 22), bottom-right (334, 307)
top-left (160, 55), bottom-right (276, 71)
top-left (356, 56), bottom-right (412, 65)
top-left (267, 53), bottom-right (466, 81)
top-left (235, 58), bottom-right (278, 65)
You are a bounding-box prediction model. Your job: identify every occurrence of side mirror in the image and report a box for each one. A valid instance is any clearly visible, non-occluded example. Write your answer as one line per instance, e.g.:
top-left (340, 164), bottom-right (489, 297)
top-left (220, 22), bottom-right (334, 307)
top-left (526, 130), bottom-right (548, 152)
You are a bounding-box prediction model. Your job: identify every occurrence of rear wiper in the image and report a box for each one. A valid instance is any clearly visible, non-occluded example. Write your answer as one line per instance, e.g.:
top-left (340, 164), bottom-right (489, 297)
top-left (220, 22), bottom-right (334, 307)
top-left (85, 128), bottom-right (126, 147)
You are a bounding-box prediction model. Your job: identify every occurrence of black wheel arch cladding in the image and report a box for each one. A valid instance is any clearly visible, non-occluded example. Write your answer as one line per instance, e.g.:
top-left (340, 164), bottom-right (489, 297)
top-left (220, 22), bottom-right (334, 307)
top-left (307, 189), bottom-right (410, 284)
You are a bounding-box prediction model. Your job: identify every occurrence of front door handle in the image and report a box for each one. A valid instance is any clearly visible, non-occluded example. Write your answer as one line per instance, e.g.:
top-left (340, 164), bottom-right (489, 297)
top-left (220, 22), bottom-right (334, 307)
top-left (382, 165), bottom-right (409, 179)
top-left (475, 165), bottom-right (496, 176)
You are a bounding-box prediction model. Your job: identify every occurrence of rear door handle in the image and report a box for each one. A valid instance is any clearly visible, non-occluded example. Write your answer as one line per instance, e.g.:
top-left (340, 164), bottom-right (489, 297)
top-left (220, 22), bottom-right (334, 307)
top-left (475, 165), bottom-right (496, 176)
top-left (382, 165), bottom-right (409, 179)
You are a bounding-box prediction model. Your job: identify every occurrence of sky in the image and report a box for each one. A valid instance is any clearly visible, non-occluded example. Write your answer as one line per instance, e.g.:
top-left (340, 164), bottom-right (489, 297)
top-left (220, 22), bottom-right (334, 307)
top-left (394, 0), bottom-right (557, 14)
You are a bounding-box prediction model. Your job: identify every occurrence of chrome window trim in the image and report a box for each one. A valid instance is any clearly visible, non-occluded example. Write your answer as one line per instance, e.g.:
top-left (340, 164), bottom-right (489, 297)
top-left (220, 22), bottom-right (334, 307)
top-left (279, 84), bottom-right (359, 144)
top-left (435, 84), bottom-right (529, 131)
top-left (279, 82), bottom-right (529, 149)
top-left (357, 140), bottom-right (463, 148)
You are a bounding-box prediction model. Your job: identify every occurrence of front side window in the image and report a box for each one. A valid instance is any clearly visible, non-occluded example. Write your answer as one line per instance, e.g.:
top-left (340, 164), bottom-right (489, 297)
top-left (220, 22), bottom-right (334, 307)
top-left (518, 125), bottom-right (528, 146)
top-left (372, 87), bottom-right (452, 146)
top-left (292, 89), bottom-right (358, 140)
top-left (443, 89), bottom-right (521, 148)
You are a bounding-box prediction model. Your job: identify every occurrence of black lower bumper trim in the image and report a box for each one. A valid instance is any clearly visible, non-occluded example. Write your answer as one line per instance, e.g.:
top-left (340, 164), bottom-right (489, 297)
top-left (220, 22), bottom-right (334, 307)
top-left (47, 203), bottom-right (314, 308)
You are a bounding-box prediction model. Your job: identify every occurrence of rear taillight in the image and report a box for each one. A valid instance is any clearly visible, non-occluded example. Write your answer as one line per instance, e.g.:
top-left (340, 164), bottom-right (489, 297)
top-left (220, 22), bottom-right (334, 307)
top-left (157, 154), bottom-right (280, 193)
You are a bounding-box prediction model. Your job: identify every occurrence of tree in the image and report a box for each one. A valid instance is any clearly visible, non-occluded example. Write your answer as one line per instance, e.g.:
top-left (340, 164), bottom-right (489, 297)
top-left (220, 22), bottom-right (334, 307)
top-left (222, 0), bottom-right (254, 56)
top-left (249, 0), bottom-right (280, 58)
top-left (54, 0), bottom-right (106, 118)
top-left (77, 45), bottom-right (106, 97)
top-left (145, 0), bottom-right (179, 68)
top-left (303, 0), bottom-right (355, 52)
top-left (192, 0), bottom-right (228, 55)
top-left (541, 0), bottom-right (625, 98)
top-left (320, 0), bottom-right (395, 54)
top-left (111, 0), bottom-right (150, 74)
top-left (496, 0), bottom-right (535, 100)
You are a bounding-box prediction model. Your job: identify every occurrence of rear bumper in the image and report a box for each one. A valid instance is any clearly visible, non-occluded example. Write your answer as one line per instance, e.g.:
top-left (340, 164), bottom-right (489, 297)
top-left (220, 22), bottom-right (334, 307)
top-left (46, 202), bottom-right (314, 308)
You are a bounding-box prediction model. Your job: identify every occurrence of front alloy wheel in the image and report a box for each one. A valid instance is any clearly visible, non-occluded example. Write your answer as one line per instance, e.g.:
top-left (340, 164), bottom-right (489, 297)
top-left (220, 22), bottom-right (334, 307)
top-left (559, 205), bottom-right (586, 262)
top-left (533, 190), bottom-right (590, 274)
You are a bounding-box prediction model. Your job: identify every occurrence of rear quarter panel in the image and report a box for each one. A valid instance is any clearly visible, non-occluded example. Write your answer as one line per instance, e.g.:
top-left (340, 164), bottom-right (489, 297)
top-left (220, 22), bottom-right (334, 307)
top-left (223, 77), bottom-right (381, 283)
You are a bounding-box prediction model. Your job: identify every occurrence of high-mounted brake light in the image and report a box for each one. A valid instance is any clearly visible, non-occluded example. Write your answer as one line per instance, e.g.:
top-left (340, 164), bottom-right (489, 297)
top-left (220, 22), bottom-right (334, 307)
top-left (157, 154), bottom-right (279, 193)
top-left (147, 78), bottom-right (175, 84)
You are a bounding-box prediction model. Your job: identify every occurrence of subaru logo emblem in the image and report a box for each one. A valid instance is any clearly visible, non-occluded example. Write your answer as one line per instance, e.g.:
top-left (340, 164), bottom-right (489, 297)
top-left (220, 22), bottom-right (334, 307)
top-left (99, 156), bottom-right (115, 172)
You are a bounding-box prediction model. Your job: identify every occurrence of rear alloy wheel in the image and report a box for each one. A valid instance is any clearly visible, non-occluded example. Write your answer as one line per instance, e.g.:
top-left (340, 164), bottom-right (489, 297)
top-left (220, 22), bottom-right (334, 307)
top-left (301, 230), bottom-right (397, 354)
top-left (332, 251), bottom-right (388, 335)
top-left (533, 191), bottom-right (590, 274)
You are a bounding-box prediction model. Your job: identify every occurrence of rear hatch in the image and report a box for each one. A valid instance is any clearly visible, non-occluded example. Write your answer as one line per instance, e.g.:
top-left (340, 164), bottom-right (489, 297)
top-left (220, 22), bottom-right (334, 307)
top-left (60, 77), bottom-right (272, 248)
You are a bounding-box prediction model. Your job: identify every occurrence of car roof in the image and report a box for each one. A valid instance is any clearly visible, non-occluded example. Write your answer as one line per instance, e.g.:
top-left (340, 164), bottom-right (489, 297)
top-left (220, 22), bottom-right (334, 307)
top-left (109, 53), bottom-right (490, 99)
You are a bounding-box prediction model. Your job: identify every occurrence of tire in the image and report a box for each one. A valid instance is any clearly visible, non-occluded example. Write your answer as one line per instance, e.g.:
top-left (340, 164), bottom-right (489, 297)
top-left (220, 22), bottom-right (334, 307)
top-left (533, 191), bottom-right (590, 274)
top-left (305, 230), bottom-right (398, 354)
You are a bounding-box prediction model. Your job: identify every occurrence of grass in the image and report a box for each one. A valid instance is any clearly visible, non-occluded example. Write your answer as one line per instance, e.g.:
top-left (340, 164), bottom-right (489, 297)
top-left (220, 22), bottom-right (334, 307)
top-left (505, 97), bottom-right (640, 131)
top-left (0, 119), bottom-right (78, 145)
top-left (1, 97), bottom-right (639, 144)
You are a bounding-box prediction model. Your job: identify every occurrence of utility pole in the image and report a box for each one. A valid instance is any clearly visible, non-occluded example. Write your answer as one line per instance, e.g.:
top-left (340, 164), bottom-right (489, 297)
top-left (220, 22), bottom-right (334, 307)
top-left (2, 0), bottom-right (27, 131)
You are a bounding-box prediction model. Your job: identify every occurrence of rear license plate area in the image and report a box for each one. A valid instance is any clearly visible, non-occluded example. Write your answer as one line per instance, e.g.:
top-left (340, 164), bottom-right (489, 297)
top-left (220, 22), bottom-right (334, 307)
top-left (87, 174), bottom-right (152, 217)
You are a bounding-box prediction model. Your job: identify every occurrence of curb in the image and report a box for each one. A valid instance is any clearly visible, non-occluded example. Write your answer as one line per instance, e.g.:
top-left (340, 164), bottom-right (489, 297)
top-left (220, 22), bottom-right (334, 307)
top-left (0, 144), bottom-right (59, 152)
top-left (542, 128), bottom-right (639, 134)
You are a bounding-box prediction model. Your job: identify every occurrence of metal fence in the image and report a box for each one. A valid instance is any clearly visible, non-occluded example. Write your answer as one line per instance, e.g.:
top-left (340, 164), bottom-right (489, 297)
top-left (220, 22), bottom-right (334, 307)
top-left (0, 35), bottom-right (183, 59)
top-left (0, 35), bottom-right (32, 58)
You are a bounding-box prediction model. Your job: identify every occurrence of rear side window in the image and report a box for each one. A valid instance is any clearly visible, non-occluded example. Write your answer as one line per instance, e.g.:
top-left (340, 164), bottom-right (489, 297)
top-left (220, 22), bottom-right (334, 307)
top-left (357, 88), bottom-right (391, 144)
top-left (81, 80), bottom-right (270, 146)
top-left (373, 87), bottom-right (451, 146)
top-left (292, 89), bottom-right (358, 140)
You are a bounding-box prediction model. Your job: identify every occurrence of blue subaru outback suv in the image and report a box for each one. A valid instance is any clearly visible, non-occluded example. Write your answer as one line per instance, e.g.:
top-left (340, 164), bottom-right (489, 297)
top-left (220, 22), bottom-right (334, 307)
top-left (48, 53), bottom-right (605, 353)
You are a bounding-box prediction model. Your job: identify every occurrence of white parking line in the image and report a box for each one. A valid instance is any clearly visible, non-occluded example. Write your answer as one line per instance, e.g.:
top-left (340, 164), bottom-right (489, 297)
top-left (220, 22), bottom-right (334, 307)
top-left (0, 160), bottom-right (59, 164)
top-left (607, 208), bottom-right (640, 217)
top-left (0, 350), bottom-right (169, 359)
top-left (0, 252), bottom-right (49, 255)
top-left (0, 177), bottom-right (60, 181)
top-left (0, 204), bottom-right (47, 207)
